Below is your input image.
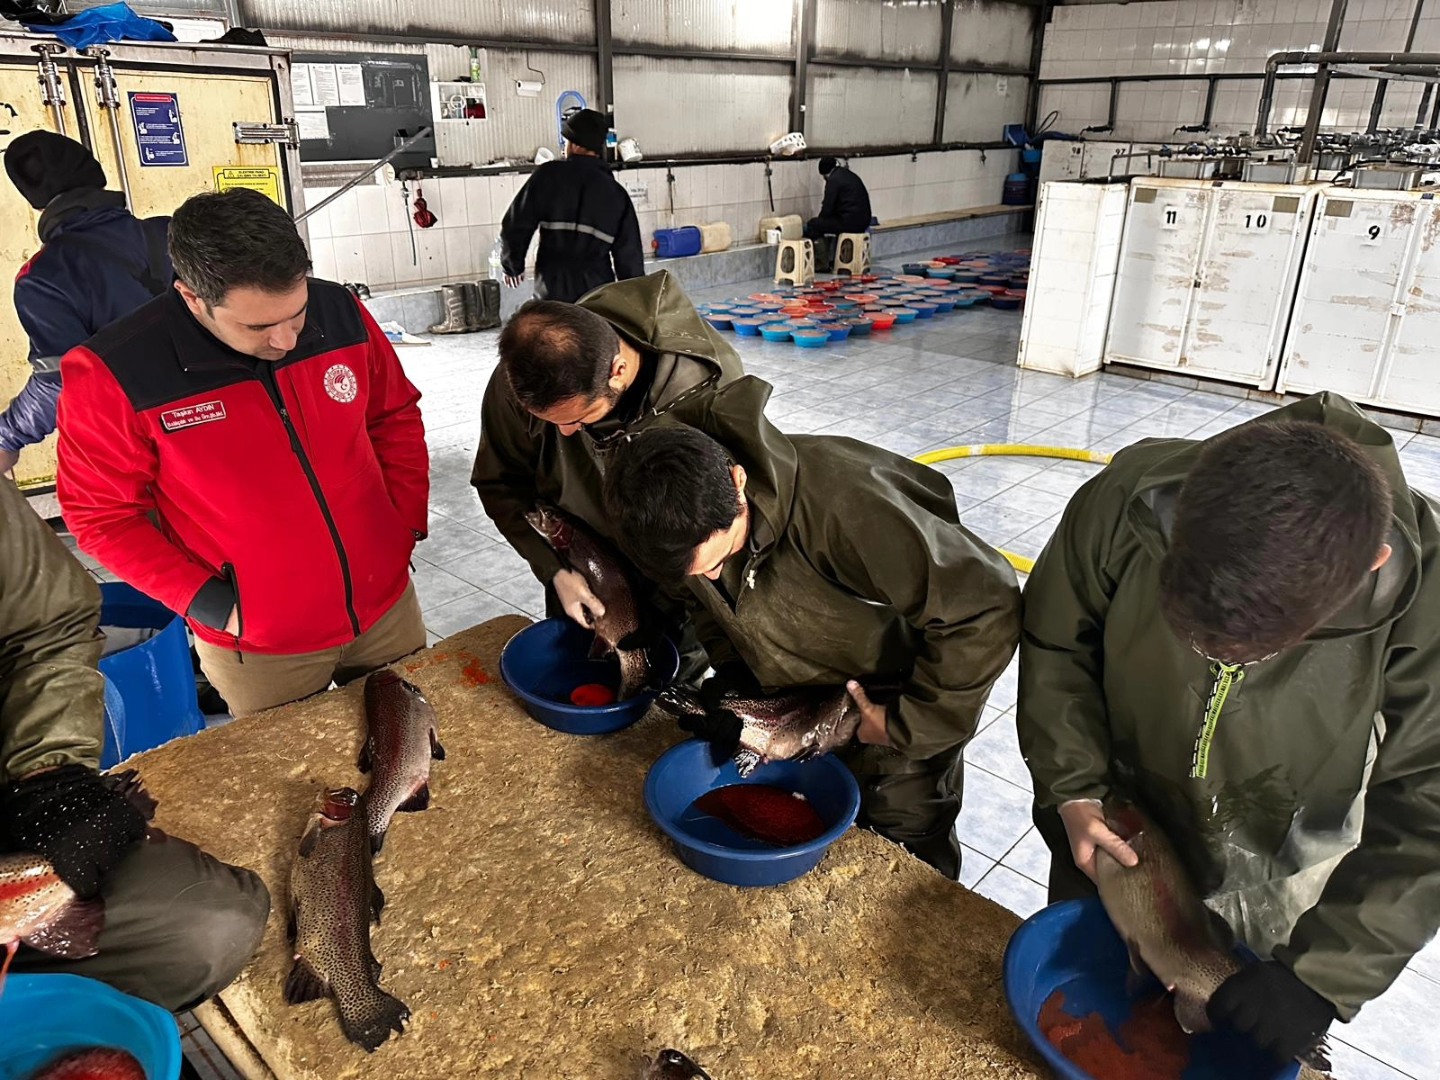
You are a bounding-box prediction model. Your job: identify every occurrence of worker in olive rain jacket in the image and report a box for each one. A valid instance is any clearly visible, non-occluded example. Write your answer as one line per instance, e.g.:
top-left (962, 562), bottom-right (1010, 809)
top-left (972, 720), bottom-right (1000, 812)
top-left (0, 477), bottom-right (267, 1009)
top-left (472, 269), bottom-right (787, 644)
top-left (1018, 392), bottom-right (1440, 1065)
top-left (602, 424), bottom-right (1021, 879)
top-left (498, 108), bottom-right (645, 303)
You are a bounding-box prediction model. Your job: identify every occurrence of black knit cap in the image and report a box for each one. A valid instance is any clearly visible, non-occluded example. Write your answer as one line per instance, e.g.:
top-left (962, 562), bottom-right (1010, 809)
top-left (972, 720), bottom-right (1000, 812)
top-left (562, 109), bottom-right (609, 155)
top-left (818, 156), bottom-right (838, 176)
top-left (4, 130), bottom-right (107, 209)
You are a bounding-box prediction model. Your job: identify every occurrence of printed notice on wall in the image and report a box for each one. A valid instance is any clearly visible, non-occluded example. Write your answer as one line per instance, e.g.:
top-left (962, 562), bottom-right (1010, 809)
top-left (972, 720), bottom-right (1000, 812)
top-left (310, 63), bottom-right (341, 107)
top-left (213, 166), bottom-right (283, 206)
top-left (128, 91), bottom-right (187, 167)
top-left (291, 63), bottom-right (315, 108)
top-left (295, 109), bottom-right (331, 141)
top-left (336, 64), bottom-right (366, 107)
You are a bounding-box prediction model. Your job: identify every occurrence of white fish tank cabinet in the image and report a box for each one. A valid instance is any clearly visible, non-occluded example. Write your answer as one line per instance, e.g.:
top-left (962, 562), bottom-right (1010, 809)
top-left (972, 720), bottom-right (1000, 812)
top-left (1104, 177), bottom-right (1321, 390)
top-left (1278, 188), bottom-right (1440, 418)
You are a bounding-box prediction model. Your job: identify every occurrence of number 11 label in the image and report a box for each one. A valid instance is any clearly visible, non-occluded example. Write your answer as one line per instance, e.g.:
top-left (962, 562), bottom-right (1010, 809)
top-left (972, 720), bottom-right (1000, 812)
top-left (1162, 206), bottom-right (1180, 230)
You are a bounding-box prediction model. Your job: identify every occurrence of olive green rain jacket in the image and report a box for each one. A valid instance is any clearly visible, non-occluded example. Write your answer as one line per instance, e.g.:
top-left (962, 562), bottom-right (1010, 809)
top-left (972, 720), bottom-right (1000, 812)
top-left (684, 433), bottom-right (1021, 760)
top-left (472, 269), bottom-right (786, 581)
top-left (1017, 392), bottom-right (1440, 1019)
top-left (1, 477), bottom-right (105, 785)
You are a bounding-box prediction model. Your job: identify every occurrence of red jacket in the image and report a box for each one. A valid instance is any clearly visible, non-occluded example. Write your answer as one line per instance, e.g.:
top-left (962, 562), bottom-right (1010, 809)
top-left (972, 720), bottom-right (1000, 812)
top-left (57, 281), bottom-right (429, 655)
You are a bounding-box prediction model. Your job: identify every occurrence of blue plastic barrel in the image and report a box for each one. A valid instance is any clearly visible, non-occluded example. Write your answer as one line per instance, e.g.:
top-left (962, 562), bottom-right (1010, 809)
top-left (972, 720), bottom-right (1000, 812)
top-left (653, 226), bottom-right (703, 258)
top-left (98, 582), bottom-right (203, 768)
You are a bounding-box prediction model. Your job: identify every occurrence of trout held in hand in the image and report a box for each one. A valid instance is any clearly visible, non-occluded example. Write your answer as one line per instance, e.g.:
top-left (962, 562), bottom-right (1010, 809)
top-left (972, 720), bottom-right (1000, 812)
top-left (286, 788), bottom-right (409, 1052)
top-left (642, 1049), bottom-right (712, 1080)
top-left (526, 504), bottom-right (652, 700)
top-left (657, 684), bottom-right (861, 778)
top-left (359, 670), bottom-right (446, 853)
top-left (1094, 800), bottom-right (1331, 1072)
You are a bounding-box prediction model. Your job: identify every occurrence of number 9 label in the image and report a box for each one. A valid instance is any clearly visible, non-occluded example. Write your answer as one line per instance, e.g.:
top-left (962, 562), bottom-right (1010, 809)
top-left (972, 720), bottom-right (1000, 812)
top-left (1362, 223), bottom-right (1383, 246)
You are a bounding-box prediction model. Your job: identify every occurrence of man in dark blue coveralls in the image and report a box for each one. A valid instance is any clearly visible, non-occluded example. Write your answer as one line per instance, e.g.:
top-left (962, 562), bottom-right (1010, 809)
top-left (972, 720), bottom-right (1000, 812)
top-left (0, 131), bottom-right (171, 474)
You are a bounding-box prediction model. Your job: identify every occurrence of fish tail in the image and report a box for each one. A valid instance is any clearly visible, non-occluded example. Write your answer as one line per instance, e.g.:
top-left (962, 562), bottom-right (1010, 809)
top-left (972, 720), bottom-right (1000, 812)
top-left (340, 988), bottom-right (411, 1053)
top-left (1299, 1038), bottom-right (1334, 1075)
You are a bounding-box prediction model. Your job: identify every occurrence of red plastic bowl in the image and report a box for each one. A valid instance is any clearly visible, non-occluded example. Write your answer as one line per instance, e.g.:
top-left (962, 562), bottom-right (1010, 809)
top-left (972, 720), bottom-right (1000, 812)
top-left (866, 312), bottom-right (897, 330)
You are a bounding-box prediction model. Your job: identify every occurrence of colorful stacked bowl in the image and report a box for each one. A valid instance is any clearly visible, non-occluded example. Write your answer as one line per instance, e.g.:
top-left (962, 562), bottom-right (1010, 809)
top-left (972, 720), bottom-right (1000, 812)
top-left (866, 312), bottom-right (897, 330)
top-left (760, 322), bottom-right (795, 342)
top-left (826, 323), bottom-right (852, 341)
top-left (892, 308), bottom-right (919, 324)
top-left (911, 301), bottom-right (939, 319)
top-left (845, 318), bottom-right (873, 336)
top-left (793, 329), bottom-right (830, 348)
top-left (732, 317), bottom-right (766, 337)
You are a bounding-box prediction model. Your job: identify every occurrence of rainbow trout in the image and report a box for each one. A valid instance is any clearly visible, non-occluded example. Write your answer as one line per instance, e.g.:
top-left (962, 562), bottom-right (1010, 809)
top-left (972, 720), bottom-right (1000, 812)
top-left (359, 670), bottom-right (446, 853)
top-left (657, 684), bottom-right (861, 777)
top-left (0, 770), bottom-right (154, 993)
top-left (526, 504), bottom-right (652, 699)
top-left (286, 787), bottom-right (409, 1052)
top-left (642, 1049), bottom-right (712, 1080)
top-left (1095, 800), bottom-right (1331, 1072)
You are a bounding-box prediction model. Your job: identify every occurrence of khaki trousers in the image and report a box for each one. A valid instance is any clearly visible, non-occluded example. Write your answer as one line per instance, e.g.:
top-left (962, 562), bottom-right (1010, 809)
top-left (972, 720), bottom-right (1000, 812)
top-left (195, 582), bottom-right (426, 717)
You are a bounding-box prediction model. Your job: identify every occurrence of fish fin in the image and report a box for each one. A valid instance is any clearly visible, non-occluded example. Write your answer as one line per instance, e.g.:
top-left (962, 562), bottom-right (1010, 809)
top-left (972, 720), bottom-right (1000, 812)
top-left (370, 882), bottom-right (386, 926)
top-left (1172, 991), bottom-right (1212, 1035)
top-left (1299, 1037), bottom-right (1333, 1075)
top-left (430, 729), bottom-right (447, 761)
top-left (340, 989), bottom-right (410, 1053)
top-left (733, 748), bottom-right (763, 778)
top-left (397, 783), bottom-right (431, 813)
top-left (283, 956), bottom-right (330, 1004)
top-left (298, 817), bottom-right (323, 858)
top-left (587, 633), bottom-right (612, 660)
top-left (370, 827), bottom-right (387, 855)
top-left (20, 896), bottom-right (105, 959)
top-left (357, 738), bottom-right (374, 774)
top-left (370, 953), bottom-right (383, 982)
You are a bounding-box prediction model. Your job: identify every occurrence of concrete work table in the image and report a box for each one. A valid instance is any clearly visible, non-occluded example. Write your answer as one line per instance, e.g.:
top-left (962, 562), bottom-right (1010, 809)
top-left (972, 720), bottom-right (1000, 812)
top-left (132, 615), bottom-right (1044, 1079)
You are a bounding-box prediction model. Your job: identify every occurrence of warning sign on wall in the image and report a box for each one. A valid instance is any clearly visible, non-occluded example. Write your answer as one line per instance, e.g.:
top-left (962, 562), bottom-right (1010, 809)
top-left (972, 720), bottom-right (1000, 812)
top-left (128, 91), bottom-right (187, 167)
top-left (213, 166), bottom-right (284, 206)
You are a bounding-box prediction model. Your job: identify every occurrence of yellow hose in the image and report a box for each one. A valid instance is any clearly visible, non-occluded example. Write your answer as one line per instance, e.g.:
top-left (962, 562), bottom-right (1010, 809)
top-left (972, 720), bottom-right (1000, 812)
top-left (912, 444), bottom-right (1115, 574)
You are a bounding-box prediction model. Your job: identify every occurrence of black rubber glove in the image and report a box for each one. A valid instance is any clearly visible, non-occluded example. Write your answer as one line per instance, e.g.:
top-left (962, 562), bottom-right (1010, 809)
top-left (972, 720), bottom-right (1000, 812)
top-left (1207, 961), bottom-right (1336, 1063)
top-left (677, 664), bottom-right (762, 748)
top-left (1, 765), bottom-right (151, 899)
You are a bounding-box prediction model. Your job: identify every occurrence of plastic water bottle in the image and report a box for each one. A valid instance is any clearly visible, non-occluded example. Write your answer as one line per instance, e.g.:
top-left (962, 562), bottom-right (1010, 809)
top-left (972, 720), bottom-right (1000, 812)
top-left (489, 237), bottom-right (503, 282)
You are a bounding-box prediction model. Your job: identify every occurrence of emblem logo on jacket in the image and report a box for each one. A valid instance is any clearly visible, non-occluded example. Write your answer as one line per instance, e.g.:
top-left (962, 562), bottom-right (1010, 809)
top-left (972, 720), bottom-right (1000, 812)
top-left (160, 400), bottom-right (227, 431)
top-left (324, 363), bottom-right (358, 404)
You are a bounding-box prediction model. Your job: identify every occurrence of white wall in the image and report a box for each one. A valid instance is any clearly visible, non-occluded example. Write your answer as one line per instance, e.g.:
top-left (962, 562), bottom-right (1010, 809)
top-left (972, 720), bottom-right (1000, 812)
top-left (1038, 0), bottom-right (1440, 141)
top-left (304, 149), bottom-right (1018, 291)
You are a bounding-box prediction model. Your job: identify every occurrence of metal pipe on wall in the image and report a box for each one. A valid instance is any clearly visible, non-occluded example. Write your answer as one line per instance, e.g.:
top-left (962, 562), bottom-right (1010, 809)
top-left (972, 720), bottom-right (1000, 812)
top-left (1024, 0), bottom-right (1053, 132)
top-left (1370, 0), bottom-right (1426, 131)
top-left (594, 0), bottom-right (613, 116)
top-left (294, 126), bottom-right (433, 223)
top-left (83, 48), bottom-right (132, 208)
top-left (1296, 0), bottom-right (1350, 163)
top-left (934, 0), bottom-right (955, 145)
top-left (1256, 50), bottom-right (1440, 139)
top-left (789, 0), bottom-right (816, 134)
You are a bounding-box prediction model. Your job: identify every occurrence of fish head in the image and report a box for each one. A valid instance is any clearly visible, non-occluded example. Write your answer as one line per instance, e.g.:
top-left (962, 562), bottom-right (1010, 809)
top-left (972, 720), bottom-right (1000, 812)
top-left (641, 1049), bottom-right (711, 1080)
top-left (525, 504), bottom-right (572, 552)
top-left (366, 668), bottom-right (429, 705)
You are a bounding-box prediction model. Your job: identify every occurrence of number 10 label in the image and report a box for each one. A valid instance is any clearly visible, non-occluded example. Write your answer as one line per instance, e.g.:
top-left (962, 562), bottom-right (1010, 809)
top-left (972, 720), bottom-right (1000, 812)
top-left (1242, 211), bottom-right (1270, 233)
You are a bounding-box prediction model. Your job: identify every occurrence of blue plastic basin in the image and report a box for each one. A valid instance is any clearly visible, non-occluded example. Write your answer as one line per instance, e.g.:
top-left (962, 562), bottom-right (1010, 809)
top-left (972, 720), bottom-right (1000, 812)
top-left (500, 618), bottom-right (678, 735)
top-left (1003, 898), bottom-right (1300, 1080)
top-left (98, 582), bottom-right (203, 769)
top-left (760, 322), bottom-right (795, 342)
top-left (644, 739), bottom-right (860, 887)
top-left (0, 974), bottom-right (182, 1080)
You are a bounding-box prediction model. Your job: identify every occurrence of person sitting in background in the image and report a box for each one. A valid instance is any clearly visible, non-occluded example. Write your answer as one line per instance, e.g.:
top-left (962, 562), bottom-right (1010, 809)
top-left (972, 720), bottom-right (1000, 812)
top-left (1, 475), bottom-right (267, 1009)
top-left (602, 425), bottom-right (1021, 879)
top-left (498, 108), bottom-right (645, 303)
top-left (803, 156), bottom-right (873, 254)
top-left (471, 270), bottom-right (785, 666)
top-left (1017, 392), bottom-right (1440, 1064)
top-left (0, 131), bottom-right (172, 475)
top-left (56, 188), bottom-right (430, 718)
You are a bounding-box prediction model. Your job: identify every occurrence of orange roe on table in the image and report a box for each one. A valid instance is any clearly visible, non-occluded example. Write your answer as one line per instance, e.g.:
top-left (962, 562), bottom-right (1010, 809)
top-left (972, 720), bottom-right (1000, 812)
top-left (1039, 990), bottom-right (1190, 1080)
top-left (569, 682), bottom-right (616, 707)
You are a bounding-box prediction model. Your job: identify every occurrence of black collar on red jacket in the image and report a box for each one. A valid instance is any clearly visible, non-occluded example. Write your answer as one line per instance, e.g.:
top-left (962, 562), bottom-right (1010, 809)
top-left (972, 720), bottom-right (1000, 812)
top-left (165, 283), bottom-right (332, 376)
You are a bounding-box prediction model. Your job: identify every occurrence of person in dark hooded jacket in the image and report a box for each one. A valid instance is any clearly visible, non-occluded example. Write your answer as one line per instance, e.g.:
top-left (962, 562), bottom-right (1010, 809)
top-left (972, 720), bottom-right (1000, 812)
top-left (1018, 393), bottom-right (1440, 1065)
top-left (498, 108), bottom-right (645, 304)
top-left (0, 131), bottom-right (171, 474)
top-left (804, 156), bottom-right (872, 240)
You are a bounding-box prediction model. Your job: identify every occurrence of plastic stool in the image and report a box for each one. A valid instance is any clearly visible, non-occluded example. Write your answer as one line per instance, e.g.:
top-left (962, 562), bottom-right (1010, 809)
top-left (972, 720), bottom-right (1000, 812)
top-left (834, 233), bottom-right (871, 276)
top-left (774, 239), bottom-right (815, 286)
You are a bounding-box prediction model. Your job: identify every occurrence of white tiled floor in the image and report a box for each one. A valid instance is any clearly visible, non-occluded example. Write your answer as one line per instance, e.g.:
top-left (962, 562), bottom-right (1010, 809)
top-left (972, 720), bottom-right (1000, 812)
top-left (66, 239), bottom-right (1440, 1078)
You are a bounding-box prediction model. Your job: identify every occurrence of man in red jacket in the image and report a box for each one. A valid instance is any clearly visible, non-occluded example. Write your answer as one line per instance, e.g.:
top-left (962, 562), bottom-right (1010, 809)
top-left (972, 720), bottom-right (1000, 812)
top-left (57, 189), bottom-right (429, 716)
